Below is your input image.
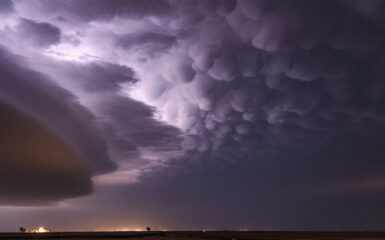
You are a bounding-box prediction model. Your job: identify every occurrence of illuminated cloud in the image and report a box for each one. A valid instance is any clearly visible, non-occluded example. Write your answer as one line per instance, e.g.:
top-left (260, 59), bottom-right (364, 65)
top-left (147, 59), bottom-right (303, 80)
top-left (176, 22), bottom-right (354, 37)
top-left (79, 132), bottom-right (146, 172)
top-left (1, 0), bottom-right (385, 230)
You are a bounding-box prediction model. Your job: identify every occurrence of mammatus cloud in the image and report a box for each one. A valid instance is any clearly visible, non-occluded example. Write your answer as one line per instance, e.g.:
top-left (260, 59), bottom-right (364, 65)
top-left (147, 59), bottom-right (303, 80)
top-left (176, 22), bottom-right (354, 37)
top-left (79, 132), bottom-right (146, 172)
top-left (114, 0), bottom-right (385, 170)
top-left (0, 1), bottom-right (385, 227)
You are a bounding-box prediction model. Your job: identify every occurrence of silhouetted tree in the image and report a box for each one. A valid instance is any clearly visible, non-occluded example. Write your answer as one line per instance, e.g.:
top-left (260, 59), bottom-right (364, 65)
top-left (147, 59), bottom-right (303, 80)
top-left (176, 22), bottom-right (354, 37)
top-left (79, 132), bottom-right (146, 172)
top-left (146, 226), bottom-right (151, 232)
top-left (18, 227), bottom-right (26, 233)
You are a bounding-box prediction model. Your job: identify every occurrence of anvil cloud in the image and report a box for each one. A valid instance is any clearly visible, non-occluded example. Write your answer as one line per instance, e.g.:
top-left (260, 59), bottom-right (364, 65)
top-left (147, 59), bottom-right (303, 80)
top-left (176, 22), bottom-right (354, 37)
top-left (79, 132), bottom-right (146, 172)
top-left (1, 0), bottom-right (385, 231)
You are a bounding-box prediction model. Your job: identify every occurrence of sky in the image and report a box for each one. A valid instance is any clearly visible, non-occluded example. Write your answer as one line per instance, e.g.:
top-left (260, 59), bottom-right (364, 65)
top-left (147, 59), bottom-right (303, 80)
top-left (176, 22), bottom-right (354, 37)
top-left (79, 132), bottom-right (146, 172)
top-left (1, 0), bottom-right (385, 232)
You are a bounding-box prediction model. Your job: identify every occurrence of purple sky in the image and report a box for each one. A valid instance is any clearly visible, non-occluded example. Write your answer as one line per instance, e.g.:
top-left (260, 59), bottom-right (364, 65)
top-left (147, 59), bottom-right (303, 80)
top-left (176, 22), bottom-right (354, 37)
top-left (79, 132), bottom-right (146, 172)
top-left (1, 0), bottom-right (385, 231)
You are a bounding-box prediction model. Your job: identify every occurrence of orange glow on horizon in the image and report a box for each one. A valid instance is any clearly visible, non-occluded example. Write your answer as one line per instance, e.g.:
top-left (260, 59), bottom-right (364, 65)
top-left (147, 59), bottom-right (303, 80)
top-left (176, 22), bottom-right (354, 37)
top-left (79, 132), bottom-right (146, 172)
top-left (28, 227), bottom-right (51, 233)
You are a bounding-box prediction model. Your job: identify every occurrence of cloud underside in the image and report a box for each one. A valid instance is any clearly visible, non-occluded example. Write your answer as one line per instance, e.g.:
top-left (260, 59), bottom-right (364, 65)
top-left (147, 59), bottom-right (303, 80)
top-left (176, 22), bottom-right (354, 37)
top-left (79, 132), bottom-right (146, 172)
top-left (0, 47), bottom-right (116, 205)
top-left (0, 100), bottom-right (91, 205)
top-left (0, 45), bottom-right (182, 205)
top-left (0, 0), bottom-right (385, 212)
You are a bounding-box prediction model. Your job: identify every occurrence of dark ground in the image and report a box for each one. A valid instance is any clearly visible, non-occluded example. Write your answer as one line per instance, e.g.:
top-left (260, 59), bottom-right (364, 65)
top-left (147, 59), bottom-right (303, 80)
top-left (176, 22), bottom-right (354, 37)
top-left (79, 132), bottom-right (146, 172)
top-left (1, 231), bottom-right (385, 240)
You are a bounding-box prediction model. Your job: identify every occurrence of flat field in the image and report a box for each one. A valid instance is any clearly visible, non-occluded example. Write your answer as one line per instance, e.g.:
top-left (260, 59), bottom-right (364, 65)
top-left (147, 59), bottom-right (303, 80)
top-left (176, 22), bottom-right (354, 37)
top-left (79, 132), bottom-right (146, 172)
top-left (0, 231), bottom-right (385, 240)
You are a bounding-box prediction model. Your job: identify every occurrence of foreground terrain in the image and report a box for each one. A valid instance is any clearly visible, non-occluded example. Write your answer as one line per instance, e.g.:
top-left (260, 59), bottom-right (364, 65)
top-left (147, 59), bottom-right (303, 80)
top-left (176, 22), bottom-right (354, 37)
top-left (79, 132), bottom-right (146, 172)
top-left (0, 231), bottom-right (385, 240)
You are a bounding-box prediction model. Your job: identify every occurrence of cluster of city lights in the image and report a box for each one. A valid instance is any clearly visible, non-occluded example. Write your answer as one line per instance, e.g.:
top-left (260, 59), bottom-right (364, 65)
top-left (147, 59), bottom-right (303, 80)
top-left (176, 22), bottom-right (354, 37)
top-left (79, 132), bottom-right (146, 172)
top-left (28, 227), bottom-right (51, 233)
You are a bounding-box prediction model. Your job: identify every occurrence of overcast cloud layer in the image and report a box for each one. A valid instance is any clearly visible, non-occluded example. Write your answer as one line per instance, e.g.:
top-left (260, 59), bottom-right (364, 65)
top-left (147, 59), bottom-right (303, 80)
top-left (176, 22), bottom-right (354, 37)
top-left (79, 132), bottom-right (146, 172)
top-left (1, 0), bottom-right (385, 231)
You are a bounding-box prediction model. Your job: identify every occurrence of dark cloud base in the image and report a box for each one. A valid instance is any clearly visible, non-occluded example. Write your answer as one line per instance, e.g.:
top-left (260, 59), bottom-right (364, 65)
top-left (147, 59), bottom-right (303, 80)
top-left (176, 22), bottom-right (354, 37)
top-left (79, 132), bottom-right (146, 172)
top-left (1, 0), bottom-right (385, 231)
top-left (0, 99), bottom-right (92, 206)
top-left (16, 18), bottom-right (61, 48)
top-left (0, 47), bottom-right (118, 204)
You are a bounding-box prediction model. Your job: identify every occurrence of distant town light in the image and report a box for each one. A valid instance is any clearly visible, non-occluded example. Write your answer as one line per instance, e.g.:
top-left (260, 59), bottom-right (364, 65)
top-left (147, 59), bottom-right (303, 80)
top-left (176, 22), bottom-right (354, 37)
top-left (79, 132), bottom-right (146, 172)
top-left (28, 227), bottom-right (51, 233)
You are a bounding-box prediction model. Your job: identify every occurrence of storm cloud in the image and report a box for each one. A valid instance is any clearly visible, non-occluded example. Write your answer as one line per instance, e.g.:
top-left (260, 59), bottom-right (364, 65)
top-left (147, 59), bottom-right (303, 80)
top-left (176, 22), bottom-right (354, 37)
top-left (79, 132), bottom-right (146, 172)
top-left (0, 47), bottom-right (102, 204)
top-left (0, 0), bottom-right (14, 14)
top-left (1, 0), bottom-right (385, 230)
top-left (0, 100), bottom-right (92, 206)
top-left (16, 18), bottom-right (61, 48)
